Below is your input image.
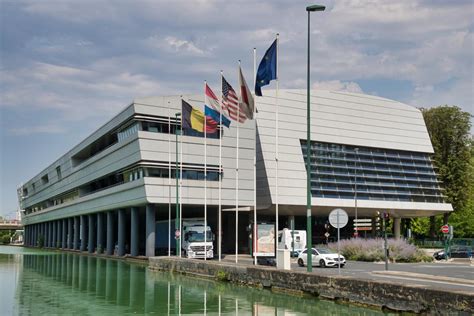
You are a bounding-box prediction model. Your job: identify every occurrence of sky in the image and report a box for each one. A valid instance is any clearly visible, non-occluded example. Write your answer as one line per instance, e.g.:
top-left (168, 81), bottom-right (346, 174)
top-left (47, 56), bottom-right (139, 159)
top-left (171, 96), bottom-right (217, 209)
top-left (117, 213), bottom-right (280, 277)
top-left (1, 0), bottom-right (473, 218)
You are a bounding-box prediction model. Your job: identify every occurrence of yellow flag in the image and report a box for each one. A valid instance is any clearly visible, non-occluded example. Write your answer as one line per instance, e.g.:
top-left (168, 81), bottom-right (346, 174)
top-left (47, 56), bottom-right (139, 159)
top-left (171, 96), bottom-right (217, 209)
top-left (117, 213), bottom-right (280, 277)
top-left (190, 108), bottom-right (205, 132)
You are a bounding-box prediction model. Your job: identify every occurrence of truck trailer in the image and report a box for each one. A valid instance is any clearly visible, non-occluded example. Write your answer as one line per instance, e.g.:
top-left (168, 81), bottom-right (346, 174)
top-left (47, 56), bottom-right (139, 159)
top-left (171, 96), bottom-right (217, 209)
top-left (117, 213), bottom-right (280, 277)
top-left (156, 218), bottom-right (214, 259)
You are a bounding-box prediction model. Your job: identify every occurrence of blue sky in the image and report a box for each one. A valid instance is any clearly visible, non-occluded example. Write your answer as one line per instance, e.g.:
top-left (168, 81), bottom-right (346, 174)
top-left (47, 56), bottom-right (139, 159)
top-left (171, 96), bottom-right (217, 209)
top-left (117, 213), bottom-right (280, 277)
top-left (1, 0), bottom-right (473, 218)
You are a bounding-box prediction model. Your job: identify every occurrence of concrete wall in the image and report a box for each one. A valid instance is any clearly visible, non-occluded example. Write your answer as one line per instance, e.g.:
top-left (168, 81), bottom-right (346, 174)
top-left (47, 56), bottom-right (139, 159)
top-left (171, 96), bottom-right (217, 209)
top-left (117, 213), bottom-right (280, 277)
top-left (149, 257), bottom-right (474, 314)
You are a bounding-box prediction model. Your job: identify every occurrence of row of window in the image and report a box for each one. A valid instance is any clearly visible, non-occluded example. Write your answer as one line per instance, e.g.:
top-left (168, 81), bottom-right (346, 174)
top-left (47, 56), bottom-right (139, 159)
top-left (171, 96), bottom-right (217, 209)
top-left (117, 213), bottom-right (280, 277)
top-left (315, 166), bottom-right (438, 182)
top-left (22, 166), bottom-right (63, 198)
top-left (24, 165), bottom-right (221, 215)
top-left (307, 142), bottom-right (431, 161)
top-left (301, 140), bottom-right (445, 203)
top-left (312, 153), bottom-right (434, 169)
top-left (23, 114), bottom-right (223, 198)
top-left (313, 191), bottom-right (443, 203)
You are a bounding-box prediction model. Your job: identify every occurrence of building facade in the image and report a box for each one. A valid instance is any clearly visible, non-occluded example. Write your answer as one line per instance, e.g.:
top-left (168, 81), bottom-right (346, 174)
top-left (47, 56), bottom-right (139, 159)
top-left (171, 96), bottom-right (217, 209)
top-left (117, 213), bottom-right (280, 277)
top-left (20, 89), bottom-right (452, 256)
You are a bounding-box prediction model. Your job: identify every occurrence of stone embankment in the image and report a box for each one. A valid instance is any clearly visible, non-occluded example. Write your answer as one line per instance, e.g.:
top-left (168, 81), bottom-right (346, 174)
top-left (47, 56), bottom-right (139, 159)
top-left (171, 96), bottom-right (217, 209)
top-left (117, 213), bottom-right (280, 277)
top-left (149, 257), bottom-right (474, 314)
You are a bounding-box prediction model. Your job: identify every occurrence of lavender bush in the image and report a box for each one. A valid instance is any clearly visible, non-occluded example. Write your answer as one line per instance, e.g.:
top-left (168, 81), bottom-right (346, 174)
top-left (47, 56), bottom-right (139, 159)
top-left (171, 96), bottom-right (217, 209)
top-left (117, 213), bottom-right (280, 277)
top-left (325, 238), bottom-right (432, 262)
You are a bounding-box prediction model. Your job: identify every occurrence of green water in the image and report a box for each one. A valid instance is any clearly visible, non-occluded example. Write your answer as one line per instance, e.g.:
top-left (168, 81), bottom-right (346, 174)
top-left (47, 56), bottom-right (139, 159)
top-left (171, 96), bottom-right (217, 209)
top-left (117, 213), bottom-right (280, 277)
top-left (0, 246), bottom-right (392, 315)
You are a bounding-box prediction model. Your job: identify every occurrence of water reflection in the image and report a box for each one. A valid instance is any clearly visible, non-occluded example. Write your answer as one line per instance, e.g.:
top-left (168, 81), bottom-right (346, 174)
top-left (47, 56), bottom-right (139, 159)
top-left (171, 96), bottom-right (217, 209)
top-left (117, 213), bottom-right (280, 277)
top-left (2, 250), bottom-right (392, 315)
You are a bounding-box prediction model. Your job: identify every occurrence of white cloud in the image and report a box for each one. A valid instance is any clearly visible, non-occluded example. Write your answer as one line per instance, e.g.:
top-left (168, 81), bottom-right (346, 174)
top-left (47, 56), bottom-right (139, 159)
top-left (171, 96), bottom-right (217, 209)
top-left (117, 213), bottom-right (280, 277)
top-left (312, 80), bottom-right (364, 94)
top-left (410, 80), bottom-right (474, 115)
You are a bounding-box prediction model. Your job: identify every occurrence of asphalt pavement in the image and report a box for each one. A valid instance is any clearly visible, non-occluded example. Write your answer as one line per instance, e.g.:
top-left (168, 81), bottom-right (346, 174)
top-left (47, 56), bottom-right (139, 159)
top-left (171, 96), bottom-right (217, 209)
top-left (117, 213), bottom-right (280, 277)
top-left (220, 255), bottom-right (474, 293)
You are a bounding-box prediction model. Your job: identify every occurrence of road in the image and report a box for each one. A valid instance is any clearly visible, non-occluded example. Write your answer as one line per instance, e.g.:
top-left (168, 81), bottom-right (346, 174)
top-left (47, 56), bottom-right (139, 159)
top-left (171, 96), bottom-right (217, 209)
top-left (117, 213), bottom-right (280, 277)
top-left (290, 259), bottom-right (474, 292)
top-left (220, 255), bottom-right (474, 293)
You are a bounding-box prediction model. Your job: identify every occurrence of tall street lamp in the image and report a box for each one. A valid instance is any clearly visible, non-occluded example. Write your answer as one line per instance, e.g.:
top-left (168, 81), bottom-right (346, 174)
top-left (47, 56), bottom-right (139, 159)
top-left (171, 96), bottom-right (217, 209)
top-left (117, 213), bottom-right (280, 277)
top-left (354, 147), bottom-right (359, 238)
top-left (306, 4), bottom-right (325, 273)
top-left (175, 112), bottom-right (181, 255)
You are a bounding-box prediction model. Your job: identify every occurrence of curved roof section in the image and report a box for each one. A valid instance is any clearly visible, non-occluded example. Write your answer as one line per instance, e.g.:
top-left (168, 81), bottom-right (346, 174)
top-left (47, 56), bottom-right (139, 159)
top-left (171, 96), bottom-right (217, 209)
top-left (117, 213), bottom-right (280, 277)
top-left (255, 89), bottom-right (433, 153)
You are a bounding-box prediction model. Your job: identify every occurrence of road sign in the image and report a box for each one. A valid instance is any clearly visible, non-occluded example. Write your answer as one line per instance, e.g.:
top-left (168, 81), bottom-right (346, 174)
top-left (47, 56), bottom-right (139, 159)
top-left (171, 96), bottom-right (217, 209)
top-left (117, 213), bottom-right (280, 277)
top-left (354, 223), bottom-right (372, 227)
top-left (354, 227), bottom-right (372, 231)
top-left (354, 219), bottom-right (372, 223)
top-left (329, 208), bottom-right (348, 229)
top-left (441, 225), bottom-right (449, 234)
top-left (324, 232), bottom-right (330, 238)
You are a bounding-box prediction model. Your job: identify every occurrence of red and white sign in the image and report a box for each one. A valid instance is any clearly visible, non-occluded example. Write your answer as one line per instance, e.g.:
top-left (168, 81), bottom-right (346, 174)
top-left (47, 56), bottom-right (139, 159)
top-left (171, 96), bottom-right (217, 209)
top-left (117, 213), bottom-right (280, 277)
top-left (441, 225), bottom-right (449, 234)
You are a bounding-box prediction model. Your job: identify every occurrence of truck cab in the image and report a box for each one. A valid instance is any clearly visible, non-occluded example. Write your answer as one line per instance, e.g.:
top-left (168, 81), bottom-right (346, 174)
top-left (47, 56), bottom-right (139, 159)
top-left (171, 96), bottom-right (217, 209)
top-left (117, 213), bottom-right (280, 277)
top-left (182, 219), bottom-right (214, 259)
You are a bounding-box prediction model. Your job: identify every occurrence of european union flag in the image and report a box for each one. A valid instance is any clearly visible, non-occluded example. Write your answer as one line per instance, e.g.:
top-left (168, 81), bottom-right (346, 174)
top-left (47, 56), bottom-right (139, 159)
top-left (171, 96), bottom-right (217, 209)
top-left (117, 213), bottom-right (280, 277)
top-left (255, 39), bottom-right (277, 96)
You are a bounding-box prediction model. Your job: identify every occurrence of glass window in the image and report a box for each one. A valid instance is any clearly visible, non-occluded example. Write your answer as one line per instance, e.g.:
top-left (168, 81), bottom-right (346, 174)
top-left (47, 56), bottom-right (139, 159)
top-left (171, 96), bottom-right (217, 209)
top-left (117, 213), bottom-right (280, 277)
top-left (301, 140), bottom-right (444, 203)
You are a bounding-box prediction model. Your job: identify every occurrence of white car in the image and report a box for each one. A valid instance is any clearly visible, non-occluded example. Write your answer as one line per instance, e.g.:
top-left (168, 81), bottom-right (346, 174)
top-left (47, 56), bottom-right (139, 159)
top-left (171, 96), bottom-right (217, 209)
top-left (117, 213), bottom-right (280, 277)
top-left (297, 248), bottom-right (346, 268)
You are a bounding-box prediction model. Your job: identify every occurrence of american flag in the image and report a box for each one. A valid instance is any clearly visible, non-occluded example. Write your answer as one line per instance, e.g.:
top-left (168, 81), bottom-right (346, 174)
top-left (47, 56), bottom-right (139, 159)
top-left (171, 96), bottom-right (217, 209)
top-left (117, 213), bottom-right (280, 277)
top-left (222, 76), bottom-right (246, 123)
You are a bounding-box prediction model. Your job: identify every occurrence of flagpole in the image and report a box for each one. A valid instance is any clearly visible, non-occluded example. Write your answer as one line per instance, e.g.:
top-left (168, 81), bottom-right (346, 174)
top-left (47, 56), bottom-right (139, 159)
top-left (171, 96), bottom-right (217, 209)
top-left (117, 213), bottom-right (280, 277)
top-left (253, 47), bottom-right (257, 266)
top-left (179, 102), bottom-right (183, 258)
top-left (275, 33), bottom-right (279, 265)
top-left (168, 100), bottom-right (171, 257)
top-left (235, 61), bottom-right (241, 264)
top-left (219, 71), bottom-right (223, 262)
top-left (204, 81), bottom-right (208, 261)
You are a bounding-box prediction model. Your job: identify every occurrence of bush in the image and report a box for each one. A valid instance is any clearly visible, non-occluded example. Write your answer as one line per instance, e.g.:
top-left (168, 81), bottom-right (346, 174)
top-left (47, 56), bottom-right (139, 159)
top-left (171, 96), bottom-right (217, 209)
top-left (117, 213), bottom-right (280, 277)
top-left (215, 270), bottom-right (229, 282)
top-left (325, 238), bottom-right (432, 263)
top-left (1, 235), bottom-right (11, 244)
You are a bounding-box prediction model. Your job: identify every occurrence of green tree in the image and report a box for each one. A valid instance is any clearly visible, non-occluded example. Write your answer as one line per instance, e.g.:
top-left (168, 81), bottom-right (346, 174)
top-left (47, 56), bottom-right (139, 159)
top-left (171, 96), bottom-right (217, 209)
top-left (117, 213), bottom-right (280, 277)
top-left (421, 106), bottom-right (472, 237)
top-left (448, 138), bottom-right (474, 237)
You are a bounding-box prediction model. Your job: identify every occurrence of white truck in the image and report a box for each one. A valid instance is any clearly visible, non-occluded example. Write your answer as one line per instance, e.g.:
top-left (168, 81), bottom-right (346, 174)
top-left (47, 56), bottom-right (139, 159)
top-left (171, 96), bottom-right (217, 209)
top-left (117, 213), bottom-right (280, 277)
top-left (156, 218), bottom-right (214, 259)
top-left (278, 228), bottom-right (307, 257)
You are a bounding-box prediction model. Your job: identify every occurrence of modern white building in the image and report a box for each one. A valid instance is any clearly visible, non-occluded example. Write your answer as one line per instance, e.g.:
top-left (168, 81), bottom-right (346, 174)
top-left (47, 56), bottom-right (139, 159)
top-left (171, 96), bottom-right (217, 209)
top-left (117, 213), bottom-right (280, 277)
top-left (20, 89), bottom-right (452, 256)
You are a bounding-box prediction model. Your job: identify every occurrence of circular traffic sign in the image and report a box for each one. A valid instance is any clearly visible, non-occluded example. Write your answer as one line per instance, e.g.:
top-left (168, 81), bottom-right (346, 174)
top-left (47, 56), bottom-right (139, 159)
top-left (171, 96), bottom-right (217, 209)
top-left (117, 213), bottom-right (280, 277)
top-left (441, 225), bottom-right (449, 234)
top-left (329, 208), bottom-right (348, 229)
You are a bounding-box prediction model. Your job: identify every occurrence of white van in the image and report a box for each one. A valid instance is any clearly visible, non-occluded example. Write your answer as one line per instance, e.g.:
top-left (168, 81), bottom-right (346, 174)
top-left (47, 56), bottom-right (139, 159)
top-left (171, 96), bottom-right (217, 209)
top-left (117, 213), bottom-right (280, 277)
top-left (278, 228), bottom-right (307, 256)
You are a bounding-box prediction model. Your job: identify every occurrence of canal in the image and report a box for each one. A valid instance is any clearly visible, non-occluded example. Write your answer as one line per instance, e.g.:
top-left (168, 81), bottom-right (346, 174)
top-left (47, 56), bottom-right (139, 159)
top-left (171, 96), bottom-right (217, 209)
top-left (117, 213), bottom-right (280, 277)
top-left (0, 246), bottom-right (394, 315)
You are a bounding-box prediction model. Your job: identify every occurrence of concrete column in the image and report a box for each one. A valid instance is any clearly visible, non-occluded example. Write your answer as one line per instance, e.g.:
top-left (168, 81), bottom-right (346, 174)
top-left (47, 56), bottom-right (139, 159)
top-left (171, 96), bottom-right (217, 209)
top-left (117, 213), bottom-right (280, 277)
top-left (24, 226), bottom-right (28, 246)
top-left (62, 219), bottom-right (67, 248)
top-left (117, 209), bottom-right (125, 256)
top-left (53, 222), bottom-right (57, 248)
top-left (56, 221), bottom-right (60, 248)
top-left (51, 222), bottom-right (54, 247)
top-left (43, 222), bottom-right (47, 247)
top-left (106, 211), bottom-right (115, 256)
top-left (88, 214), bottom-right (96, 253)
top-left (394, 217), bottom-right (401, 239)
top-left (145, 204), bottom-right (155, 257)
top-left (47, 222), bottom-right (52, 248)
top-left (130, 207), bottom-right (139, 257)
top-left (46, 222), bottom-right (49, 247)
top-left (97, 213), bottom-right (104, 253)
top-left (80, 216), bottom-right (87, 251)
top-left (68, 218), bottom-right (73, 249)
top-left (44, 222), bottom-right (48, 247)
top-left (74, 216), bottom-right (80, 250)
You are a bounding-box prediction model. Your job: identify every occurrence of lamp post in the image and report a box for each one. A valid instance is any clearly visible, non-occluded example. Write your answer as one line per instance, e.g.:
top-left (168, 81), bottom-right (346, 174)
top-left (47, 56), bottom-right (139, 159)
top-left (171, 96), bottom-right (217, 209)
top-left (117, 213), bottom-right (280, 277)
top-left (354, 147), bottom-right (359, 238)
top-left (306, 4), bottom-right (325, 273)
top-left (175, 112), bottom-right (181, 255)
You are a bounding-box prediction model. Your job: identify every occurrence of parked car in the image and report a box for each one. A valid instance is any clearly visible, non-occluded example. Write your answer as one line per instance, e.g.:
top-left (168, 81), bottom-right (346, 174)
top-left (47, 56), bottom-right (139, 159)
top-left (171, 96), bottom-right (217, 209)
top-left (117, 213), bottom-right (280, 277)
top-left (433, 249), bottom-right (446, 260)
top-left (433, 246), bottom-right (473, 260)
top-left (450, 246), bottom-right (473, 258)
top-left (297, 248), bottom-right (346, 268)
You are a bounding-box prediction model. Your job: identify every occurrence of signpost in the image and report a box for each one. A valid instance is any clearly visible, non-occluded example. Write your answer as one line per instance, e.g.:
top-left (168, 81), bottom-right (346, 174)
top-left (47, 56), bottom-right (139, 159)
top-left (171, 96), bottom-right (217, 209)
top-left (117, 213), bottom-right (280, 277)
top-left (328, 208), bottom-right (348, 275)
top-left (441, 225), bottom-right (452, 261)
top-left (441, 225), bottom-right (449, 234)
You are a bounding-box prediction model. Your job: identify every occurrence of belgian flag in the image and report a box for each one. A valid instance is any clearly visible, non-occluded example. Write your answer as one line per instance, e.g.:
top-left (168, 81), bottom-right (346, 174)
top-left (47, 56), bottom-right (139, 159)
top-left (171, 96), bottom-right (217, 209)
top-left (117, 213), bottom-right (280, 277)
top-left (182, 100), bottom-right (217, 133)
